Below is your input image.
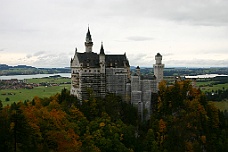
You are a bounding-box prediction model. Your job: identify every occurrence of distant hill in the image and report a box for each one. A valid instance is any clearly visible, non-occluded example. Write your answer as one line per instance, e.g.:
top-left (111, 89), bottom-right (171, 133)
top-left (0, 64), bottom-right (70, 76)
top-left (130, 65), bottom-right (228, 76)
top-left (1, 64), bottom-right (227, 76)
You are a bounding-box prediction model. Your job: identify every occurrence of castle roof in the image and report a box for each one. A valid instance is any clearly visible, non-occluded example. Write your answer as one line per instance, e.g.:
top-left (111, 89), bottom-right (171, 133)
top-left (106, 54), bottom-right (130, 67)
top-left (156, 53), bottom-right (162, 57)
top-left (100, 42), bottom-right (105, 55)
top-left (77, 52), bottom-right (99, 67)
top-left (75, 52), bottom-right (130, 68)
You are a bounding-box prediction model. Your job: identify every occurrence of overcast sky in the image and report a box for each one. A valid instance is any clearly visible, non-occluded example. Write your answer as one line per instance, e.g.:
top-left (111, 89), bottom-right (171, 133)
top-left (0, 0), bottom-right (228, 68)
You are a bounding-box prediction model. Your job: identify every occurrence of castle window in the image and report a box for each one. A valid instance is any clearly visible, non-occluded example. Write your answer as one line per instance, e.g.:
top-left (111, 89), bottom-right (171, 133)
top-left (89, 70), bottom-right (91, 72)
top-left (84, 70), bottom-right (87, 72)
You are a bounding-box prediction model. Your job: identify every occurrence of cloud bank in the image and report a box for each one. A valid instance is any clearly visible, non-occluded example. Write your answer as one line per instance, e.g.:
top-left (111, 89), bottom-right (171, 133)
top-left (0, 0), bottom-right (228, 67)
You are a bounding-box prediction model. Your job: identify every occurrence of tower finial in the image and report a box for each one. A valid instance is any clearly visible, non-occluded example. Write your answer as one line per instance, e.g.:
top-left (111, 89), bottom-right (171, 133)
top-left (74, 47), bottom-right (77, 57)
top-left (88, 25), bottom-right (90, 33)
top-left (86, 26), bottom-right (92, 42)
top-left (100, 41), bottom-right (105, 55)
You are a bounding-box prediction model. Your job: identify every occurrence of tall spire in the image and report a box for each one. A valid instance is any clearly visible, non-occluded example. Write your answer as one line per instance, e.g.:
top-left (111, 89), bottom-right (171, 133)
top-left (85, 26), bottom-right (93, 53)
top-left (100, 42), bottom-right (105, 55)
top-left (74, 47), bottom-right (77, 57)
top-left (86, 26), bottom-right (92, 42)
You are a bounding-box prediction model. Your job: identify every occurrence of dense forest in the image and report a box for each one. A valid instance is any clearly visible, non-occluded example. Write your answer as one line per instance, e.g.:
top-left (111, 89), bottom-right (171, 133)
top-left (0, 80), bottom-right (227, 152)
top-left (205, 88), bottom-right (228, 101)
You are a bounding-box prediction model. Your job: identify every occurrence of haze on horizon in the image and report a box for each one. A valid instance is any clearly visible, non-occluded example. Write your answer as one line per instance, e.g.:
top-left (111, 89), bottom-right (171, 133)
top-left (0, 0), bottom-right (228, 68)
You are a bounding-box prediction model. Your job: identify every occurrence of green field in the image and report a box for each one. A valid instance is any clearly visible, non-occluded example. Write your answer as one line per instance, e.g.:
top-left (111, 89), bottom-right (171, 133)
top-left (199, 83), bottom-right (228, 92)
top-left (0, 84), bottom-right (70, 106)
top-left (211, 100), bottom-right (228, 112)
top-left (196, 81), bottom-right (228, 92)
top-left (196, 81), bottom-right (216, 87)
top-left (25, 77), bottom-right (71, 84)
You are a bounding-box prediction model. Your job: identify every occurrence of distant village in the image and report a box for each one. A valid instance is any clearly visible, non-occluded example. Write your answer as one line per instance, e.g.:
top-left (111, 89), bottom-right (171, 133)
top-left (0, 77), bottom-right (70, 94)
top-left (1, 79), bottom-right (36, 90)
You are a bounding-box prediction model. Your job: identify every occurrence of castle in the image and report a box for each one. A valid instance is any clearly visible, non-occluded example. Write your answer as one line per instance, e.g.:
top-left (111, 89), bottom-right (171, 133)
top-left (70, 28), bottom-right (164, 119)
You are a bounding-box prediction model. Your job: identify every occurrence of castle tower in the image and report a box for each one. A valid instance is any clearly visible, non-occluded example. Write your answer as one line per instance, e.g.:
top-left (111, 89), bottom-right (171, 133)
top-left (99, 42), bottom-right (106, 97)
top-left (153, 53), bottom-right (164, 86)
top-left (70, 47), bottom-right (82, 100)
top-left (85, 27), bottom-right (93, 53)
top-left (136, 66), bottom-right (140, 76)
top-left (99, 42), bottom-right (105, 73)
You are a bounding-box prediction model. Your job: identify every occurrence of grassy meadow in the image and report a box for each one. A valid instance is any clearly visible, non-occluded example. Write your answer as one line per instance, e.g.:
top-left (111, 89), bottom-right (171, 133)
top-left (25, 77), bottom-right (71, 84)
top-left (212, 100), bottom-right (228, 112)
top-left (1, 77), bottom-right (71, 106)
top-left (196, 81), bottom-right (228, 92)
top-left (196, 81), bottom-right (228, 111)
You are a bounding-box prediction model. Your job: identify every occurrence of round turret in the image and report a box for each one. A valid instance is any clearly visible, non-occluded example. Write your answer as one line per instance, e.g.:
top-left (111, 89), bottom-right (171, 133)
top-left (155, 53), bottom-right (162, 64)
top-left (136, 66), bottom-right (140, 76)
top-left (153, 52), bottom-right (164, 91)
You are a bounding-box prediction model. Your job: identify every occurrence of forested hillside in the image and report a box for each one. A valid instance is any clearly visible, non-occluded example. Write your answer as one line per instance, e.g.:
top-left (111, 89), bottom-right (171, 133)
top-left (0, 64), bottom-right (70, 75)
top-left (0, 80), bottom-right (227, 152)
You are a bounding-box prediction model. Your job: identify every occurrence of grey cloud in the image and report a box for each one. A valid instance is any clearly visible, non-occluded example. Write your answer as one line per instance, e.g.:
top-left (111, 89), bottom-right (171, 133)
top-left (127, 36), bottom-right (154, 41)
top-left (0, 48), bottom-right (5, 52)
top-left (129, 53), bottom-right (148, 60)
top-left (167, 4), bottom-right (228, 26)
top-left (101, 0), bottom-right (228, 26)
top-left (159, 1), bottom-right (228, 26)
top-left (200, 49), bottom-right (228, 54)
top-left (33, 53), bottom-right (71, 68)
top-left (1, 0), bottom-right (228, 68)
top-left (25, 51), bottom-right (45, 59)
top-left (162, 53), bottom-right (173, 56)
top-left (166, 58), bottom-right (228, 67)
top-left (34, 51), bottom-right (46, 56)
top-left (128, 53), bottom-right (154, 66)
top-left (26, 54), bottom-right (32, 58)
top-left (129, 52), bottom-right (228, 67)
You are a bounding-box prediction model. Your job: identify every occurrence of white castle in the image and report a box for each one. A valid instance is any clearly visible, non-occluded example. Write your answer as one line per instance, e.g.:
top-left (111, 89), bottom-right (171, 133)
top-left (70, 28), bottom-right (164, 120)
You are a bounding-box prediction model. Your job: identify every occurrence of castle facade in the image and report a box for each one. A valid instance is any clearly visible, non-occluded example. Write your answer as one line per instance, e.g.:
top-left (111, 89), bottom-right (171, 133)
top-left (70, 28), bottom-right (130, 100)
top-left (70, 28), bottom-right (164, 120)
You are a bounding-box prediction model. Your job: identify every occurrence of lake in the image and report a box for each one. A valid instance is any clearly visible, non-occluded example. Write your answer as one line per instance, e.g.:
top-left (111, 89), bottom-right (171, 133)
top-left (1, 73), bottom-right (227, 80)
top-left (184, 74), bottom-right (228, 79)
top-left (0, 73), bottom-right (71, 80)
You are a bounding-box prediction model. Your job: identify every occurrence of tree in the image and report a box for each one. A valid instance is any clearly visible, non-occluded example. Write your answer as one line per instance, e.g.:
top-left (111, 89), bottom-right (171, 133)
top-left (144, 129), bottom-right (159, 152)
top-left (0, 104), bottom-right (11, 151)
top-left (0, 100), bottom-right (2, 110)
top-left (5, 97), bottom-right (10, 102)
top-left (9, 102), bottom-right (37, 152)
